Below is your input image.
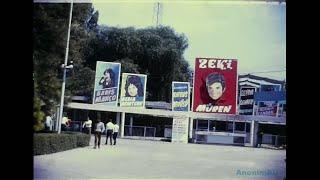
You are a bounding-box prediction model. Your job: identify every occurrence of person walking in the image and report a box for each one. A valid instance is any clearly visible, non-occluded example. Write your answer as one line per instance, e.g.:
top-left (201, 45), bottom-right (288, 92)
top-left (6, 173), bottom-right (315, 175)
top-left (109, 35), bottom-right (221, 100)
top-left (83, 117), bottom-right (92, 136)
top-left (105, 119), bottom-right (114, 145)
top-left (94, 119), bottom-right (105, 149)
top-left (113, 122), bottom-right (120, 145)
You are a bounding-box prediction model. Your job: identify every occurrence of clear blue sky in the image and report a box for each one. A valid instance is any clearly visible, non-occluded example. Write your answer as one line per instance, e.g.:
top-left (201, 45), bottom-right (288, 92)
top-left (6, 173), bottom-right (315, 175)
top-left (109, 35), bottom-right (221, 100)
top-left (92, 0), bottom-right (286, 81)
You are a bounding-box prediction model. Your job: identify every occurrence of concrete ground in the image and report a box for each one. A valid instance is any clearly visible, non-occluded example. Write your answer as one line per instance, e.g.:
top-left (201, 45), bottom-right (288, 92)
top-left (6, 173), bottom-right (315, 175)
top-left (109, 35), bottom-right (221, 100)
top-left (34, 136), bottom-right (286, 180)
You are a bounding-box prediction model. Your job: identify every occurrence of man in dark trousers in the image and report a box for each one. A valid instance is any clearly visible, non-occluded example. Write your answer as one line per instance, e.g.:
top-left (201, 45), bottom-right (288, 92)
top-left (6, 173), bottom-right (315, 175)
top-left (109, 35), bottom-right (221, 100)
top-left (257, 131), bottom-right (263, 148)
top-left (105, 119), bottom-right (114, 145)
top-left (113, 122), bottom-right (120, 145)
top-left (94, 118), bottom-right (105, 149)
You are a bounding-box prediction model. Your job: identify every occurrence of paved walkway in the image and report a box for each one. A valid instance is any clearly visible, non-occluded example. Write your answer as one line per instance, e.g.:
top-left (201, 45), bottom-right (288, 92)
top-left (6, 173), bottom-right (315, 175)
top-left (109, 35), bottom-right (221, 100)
top-left (34, 136), bottom-right (286, 179)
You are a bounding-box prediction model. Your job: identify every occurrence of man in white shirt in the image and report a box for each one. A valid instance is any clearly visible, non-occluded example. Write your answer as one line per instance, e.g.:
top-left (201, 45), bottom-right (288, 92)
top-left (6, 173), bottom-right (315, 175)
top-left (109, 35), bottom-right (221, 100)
top-left (45, 113), bottom-right (53, 131)
top-left (113, 123), bottom-right (120, 145)
top-left (94, 119), bottom-right (105, 149)
top-left (61, 115), bottom-right (70, 131)
top-left (82, 117), bottom-right (92, 135)
top-left (105, 119), bottom-right (114, 145)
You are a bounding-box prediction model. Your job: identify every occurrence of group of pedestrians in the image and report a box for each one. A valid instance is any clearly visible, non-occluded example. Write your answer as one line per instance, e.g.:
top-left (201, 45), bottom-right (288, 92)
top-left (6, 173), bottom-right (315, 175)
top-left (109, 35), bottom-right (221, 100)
top-left (84, 118), bottom-right (119, 149)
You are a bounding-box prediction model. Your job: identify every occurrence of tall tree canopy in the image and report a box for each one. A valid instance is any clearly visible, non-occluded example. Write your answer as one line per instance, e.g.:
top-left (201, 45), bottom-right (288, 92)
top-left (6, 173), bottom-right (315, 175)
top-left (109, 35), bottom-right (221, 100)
top-left (33, 3), bottom-right (97, 130)
top-left (33, 3), bottom-right (191, 131)
top-left (85, 26), bottom-right (191, 101)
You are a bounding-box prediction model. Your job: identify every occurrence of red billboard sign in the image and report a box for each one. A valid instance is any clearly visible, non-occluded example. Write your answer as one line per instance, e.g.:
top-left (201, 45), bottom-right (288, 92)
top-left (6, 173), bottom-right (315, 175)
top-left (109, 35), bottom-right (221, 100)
top-left (192, 58), bottom-right (238, 114)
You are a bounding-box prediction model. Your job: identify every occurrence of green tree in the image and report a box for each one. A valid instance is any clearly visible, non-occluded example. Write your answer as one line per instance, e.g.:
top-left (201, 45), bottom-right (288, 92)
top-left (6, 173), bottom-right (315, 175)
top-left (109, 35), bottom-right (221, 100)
top-left (33, 79), bottom-right (45, 131)
top-left (67, 67), bottom-right (95, 99)
top-left (84, 26), bottom-right (191, 102)
top-left (34, 3), bottom-right (192, 128)
top-left (33, 3), bottom-right (98, 130)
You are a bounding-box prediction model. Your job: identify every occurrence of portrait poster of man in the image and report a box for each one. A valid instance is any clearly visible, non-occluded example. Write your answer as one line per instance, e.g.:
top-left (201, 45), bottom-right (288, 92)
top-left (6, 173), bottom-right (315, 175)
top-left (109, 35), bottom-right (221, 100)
top-left (120, 73), bottom-right (147, 108)
top-left (93, 61), bottom-right (121, 105)
top-left (172, 82), bottom-right (190, 112)
top-left (192, 58), bottom-right (238, 114)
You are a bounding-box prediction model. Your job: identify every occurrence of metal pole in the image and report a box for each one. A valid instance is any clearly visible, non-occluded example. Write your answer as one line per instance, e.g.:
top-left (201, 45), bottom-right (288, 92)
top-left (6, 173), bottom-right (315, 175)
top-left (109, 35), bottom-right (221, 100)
top-left (244, 121), bottom-right (247, 143)
top-left (130, 116), bottom-right (133, 136)
top-left (196, 119), bottom-right (198, 131)
top-left (250, 120), bottom-right (254, 147)
top-left (116, 112), bottom-right (120, 125)
top-left (244, 121), bottom-right (247, 133)
top-left (156, 3), bottom-right (159, 26)
top-left (120, 112), bottom-right (125, 138)
top-left (276, 102), bottom-right (280, 117)
top-left (233, 119), bottom-right (235, 134)
top-left (55, 106), bottom-right (60, 131)
top-left (189, 117), bottom-right (193, 139)
top-left (58, 0), bottom-right (73, 134)
top-left (195, 119), bottom-right (198, 142)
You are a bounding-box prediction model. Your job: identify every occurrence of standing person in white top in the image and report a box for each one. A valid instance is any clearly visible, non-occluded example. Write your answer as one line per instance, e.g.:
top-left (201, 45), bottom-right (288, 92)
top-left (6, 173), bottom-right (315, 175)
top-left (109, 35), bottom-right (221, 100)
top-left (45, 112), bottom-right (53, 131)
top-left (82, 117), bottom-right (92, 136)
top-left (94, 118), bottom-right (105, 149)
top-left (61, 113), bottom-right (70, 131)
top-left (113, 123), bottom-right (120, 145)
top-left (105, 119), bottom-right (114, 145)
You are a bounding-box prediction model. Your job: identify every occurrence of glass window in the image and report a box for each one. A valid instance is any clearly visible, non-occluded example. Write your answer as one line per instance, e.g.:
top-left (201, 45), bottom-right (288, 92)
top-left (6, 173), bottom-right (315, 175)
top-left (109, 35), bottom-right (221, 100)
top-left (246, 122), bottom-right (251, 133)
top-left (197, 120), bottom-right (208, 131)
top-left (234, 122), bottom-right (245, 133)
top-left (215, 121), bottom-right (227, 132)
top-left (260, 85), bottom-right (280, 92)
top-left (209, 120), bottom-right (216, 131)
top-left (227, 122), bottom-right (233, 132)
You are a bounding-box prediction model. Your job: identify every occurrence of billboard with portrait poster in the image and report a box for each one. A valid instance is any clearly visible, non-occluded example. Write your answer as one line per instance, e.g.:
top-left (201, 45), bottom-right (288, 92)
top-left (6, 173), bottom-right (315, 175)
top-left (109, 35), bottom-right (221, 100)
top-left (120, 73), bottom-right (147, 108)
top-left (93, 61), bottom-right (121, 106)
top-left (192, 58), bottom-right (238, 114)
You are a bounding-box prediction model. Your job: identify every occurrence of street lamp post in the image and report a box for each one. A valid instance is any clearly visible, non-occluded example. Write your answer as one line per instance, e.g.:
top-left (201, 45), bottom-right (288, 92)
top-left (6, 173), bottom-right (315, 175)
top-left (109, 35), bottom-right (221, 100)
top-left (58, 0), bottom-right (74, 134)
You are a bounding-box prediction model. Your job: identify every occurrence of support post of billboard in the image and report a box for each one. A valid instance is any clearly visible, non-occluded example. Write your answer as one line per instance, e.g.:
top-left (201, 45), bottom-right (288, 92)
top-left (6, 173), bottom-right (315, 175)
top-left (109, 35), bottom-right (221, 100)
top-left (55, 106), bottom-right (60, 132)
top-left (130, 116), bottom-right (133, 136)
top-left (116, 112), bottom-right (120, 126)
top-left (189, 118), bottom-right (193, 139)
top-left (250, 120), bottom-right (255, 147)
top-left (276, 102), bottom-right (280, 117)
top-left (250, 120), bottom-right (259, 147)
top-left (120, 112), bottom-right (125, 138)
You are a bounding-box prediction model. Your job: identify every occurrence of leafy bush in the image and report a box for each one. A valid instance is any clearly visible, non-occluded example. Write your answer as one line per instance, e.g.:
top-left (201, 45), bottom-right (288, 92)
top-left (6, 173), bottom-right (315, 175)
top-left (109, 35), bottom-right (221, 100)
top-left (33, 96), bottom-right (45, 132)
top-left (34, 132), bottom-right (90, 155)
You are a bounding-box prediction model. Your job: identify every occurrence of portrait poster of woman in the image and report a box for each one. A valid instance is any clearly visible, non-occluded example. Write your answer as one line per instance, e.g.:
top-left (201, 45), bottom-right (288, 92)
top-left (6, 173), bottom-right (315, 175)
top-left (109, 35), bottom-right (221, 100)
top-left (120, 73), bottom-right (147, 108)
